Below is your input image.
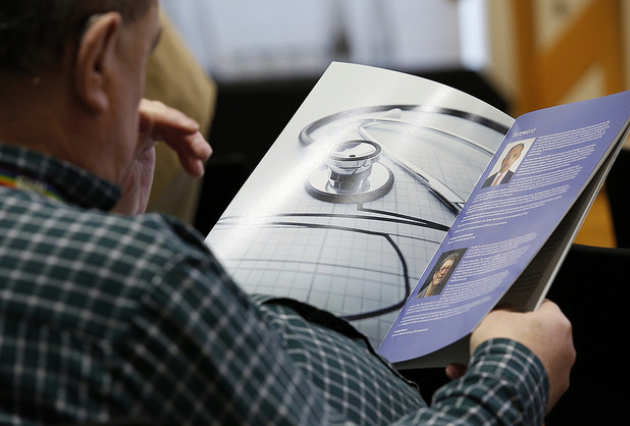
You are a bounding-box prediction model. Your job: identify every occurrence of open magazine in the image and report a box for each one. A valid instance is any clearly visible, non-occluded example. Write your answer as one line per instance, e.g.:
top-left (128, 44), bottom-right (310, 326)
top-left (205, 62), bottom-right (630, 368)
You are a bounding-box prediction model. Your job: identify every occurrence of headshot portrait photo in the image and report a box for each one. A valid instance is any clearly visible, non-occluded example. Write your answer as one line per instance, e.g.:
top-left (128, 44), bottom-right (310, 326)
top-left (482, 138), bottom-right (534, 188)
top-left (416, 248), bottom-right (466, 299)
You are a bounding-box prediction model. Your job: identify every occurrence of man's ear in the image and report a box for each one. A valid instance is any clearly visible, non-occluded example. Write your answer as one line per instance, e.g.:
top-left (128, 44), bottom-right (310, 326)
top-left (74, 13), bottom-right (123, 112)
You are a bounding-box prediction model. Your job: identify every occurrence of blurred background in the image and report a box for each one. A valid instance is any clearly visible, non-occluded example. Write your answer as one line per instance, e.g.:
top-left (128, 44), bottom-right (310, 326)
top-left (157, 0), bottom-right (629, 248)
top-left (148, 0), bottom-right (629, 423)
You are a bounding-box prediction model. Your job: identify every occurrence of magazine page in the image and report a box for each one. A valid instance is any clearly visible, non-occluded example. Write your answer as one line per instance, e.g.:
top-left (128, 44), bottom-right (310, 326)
top-left (205, 62), bottom-right (513, 347)
top-left (499, 134), bottom-right (626, 312)
top-left (392, 142), bottom-right (626, 370)
top-left (379, 90), bottom-right (630, 366)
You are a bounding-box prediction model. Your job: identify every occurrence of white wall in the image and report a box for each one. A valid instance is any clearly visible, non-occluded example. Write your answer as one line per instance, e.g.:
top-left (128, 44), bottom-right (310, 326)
top-left (161, 0), bottom-right (486, 82)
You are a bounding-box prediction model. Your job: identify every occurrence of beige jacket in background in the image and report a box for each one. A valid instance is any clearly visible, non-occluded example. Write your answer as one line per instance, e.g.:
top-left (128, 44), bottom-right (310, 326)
top-left (145, 11), bottom-right (217, 225)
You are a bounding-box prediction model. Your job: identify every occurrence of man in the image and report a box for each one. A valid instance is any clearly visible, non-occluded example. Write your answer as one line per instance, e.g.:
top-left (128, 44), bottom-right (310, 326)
top-left (0, 1), bottom-right (575, 424)
top-left (482, 143), bottom-right (525, 188)
top-left (417, 253), bottom-right (459, 298)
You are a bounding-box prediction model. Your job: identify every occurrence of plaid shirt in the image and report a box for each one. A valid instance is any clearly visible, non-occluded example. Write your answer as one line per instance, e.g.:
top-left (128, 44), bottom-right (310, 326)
top-left (0, 144), bottom-right (548, 425)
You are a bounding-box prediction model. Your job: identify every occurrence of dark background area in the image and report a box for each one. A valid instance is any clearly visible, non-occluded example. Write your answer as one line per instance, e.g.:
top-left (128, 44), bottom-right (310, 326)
top-left (194, 69), bottom-right (628, 424)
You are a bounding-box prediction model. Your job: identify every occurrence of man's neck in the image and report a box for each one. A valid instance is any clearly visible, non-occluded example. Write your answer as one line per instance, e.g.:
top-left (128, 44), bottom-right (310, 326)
top-left (0, 78), bottom-right (113, 183)
top-left (0, 77), bottom-right (67, 155)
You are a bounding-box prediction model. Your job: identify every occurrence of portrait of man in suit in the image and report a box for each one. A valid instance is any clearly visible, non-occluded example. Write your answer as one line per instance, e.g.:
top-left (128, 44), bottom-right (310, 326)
top-left (482, 142), bottom-right (525, 188)
top-left (416, 249), bottom-right (465, 299)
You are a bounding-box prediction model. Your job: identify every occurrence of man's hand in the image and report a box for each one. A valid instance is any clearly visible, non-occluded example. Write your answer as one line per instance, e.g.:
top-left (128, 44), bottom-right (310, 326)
top-left (114, 99), bottom-right (213, 215)
top-left (139, 99), bottom-right (212, 178)
top-left (464, 300), bottom-right (575, 413)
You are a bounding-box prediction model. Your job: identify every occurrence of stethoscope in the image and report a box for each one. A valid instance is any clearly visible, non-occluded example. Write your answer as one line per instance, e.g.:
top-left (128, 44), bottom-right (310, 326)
top-left (216, 105), bottom-right (509, 327)
top-left (300, 104), bottom-right (509, 214)
top-left (305, 139), bottom-right (394, 204)
top-left (290, 104), bottom-right (509, 321)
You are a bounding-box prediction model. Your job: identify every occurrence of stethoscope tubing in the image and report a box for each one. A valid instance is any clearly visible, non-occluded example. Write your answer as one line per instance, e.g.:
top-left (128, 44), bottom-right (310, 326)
top-left (300, 104), bottom-right (509, 213)
top-left (299, 104), bottom-right (510, 147)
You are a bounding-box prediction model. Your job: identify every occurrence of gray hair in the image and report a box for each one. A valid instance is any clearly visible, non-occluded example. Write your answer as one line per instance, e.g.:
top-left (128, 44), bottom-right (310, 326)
top-left (0, 0), bottom-right (152, 75)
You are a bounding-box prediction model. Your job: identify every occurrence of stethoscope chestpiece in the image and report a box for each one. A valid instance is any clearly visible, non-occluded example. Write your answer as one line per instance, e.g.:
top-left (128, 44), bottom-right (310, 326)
top-left (327, 140), bottom-right (381, 193)
top-left (306, 140), bottom-right (394, 204)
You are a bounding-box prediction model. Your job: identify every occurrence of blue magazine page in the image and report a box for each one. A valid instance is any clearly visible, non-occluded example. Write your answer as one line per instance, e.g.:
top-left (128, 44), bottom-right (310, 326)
top-left (379, 90), bottom-right (630, 366)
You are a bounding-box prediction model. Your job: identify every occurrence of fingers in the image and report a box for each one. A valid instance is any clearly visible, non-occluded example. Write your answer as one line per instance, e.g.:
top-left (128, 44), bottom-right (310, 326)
top-left (445, 364), bottom-right (467, 380)
top-left (139, 99), bottom-right (213, 177)
top-left (139, 99), bottom-right (199, 134)
top-left (169, 131), bottom-right (213, 178)
top-left (186, 131), bottom-right (213, 160)
top-left (174, 132), bottom-right (212, 177)
top-left (471, 299), bottom-right (575, 413)
top-left (536, 298), bottom-right (561, 314)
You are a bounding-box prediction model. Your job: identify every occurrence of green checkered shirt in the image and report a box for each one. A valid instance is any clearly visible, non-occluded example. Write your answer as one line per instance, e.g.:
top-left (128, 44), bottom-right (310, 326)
top-left (0, 144), bottom-right (548, 425)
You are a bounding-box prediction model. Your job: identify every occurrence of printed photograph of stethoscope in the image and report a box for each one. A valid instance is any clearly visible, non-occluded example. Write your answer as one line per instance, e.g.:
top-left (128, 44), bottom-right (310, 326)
top-left (207, 64), bottom-right (514, 346)
top-left (210, 106), bottom-right (509, 345)
top-left (300, 105), bottom-right (509, 211)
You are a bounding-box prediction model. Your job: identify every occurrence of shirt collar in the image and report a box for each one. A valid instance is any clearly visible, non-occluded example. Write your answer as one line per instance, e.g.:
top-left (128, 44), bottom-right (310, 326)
top-left (0, 143), bottom-right (121, 211)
